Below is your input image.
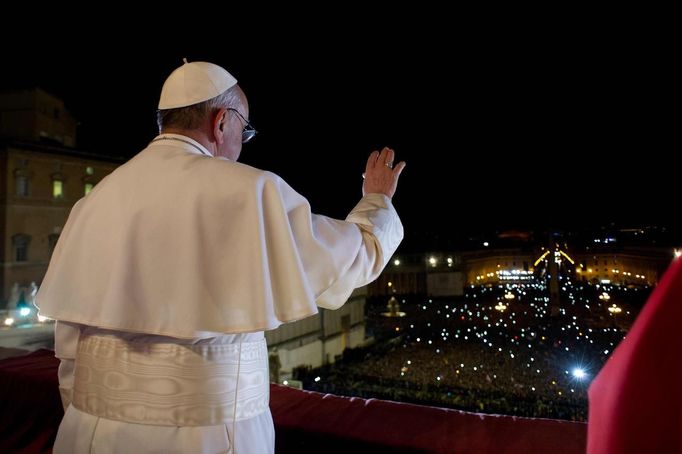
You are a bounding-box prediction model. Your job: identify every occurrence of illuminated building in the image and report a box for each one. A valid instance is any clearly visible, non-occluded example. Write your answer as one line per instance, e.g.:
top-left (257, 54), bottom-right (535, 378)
top-left (574, 248), bottom-right (671, 287)
top-left (0, 89), bottom-right (121, 307)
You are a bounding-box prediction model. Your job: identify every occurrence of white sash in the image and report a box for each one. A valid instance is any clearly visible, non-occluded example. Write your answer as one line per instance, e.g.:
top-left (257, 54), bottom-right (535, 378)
top-left (72, 334), bottom-right (269, 426)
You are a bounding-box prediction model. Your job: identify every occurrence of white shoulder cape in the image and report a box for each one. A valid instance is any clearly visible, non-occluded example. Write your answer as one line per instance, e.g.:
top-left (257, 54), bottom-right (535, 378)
top-left (36, 141), bottom-right (402, 338)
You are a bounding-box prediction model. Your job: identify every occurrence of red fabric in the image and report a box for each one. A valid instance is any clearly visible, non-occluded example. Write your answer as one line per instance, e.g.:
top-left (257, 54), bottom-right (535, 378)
top-left (271, 384), bottom-right (586, 453)
top-left (587, 258), bottom-right (682, 454)
top-left (0, 349), bottom-right (62, 454)
top-left (0, 349), bottom-right (588, 453)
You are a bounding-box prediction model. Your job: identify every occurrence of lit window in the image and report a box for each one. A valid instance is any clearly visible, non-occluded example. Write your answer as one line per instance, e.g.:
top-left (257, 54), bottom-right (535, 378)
top-left (86, 166), bottom-right (94, 175)
top-left (53, 180), bottom-right (63, 198)
top-left (84, 183), bottom-right (94, 195)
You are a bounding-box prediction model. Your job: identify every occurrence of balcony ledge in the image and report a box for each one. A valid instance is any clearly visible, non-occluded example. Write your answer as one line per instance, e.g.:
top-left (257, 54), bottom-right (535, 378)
top-left (0, 349), bottom-right (586, 453)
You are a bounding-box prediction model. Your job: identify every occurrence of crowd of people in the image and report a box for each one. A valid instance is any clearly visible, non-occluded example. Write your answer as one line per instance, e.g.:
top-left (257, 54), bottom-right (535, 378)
top-left (299, 281), bottom-right (651, 421)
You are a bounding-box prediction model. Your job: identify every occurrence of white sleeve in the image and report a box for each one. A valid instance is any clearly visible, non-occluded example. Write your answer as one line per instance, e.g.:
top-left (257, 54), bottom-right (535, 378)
top-left (315, 193), bottom-right (403, 310)
top-left (54, 320), bottom-right (82, 410)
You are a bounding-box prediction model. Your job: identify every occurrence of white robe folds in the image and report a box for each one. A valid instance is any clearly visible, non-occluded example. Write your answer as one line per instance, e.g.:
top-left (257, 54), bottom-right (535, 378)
top-left (37, 134), bottom-right (402, 337)
top-left (37, 134), bottom-right (403, 453)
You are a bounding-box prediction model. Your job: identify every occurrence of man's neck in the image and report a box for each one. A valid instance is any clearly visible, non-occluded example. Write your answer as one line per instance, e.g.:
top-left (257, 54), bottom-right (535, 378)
top-left (161, 128), bottom-right (217, 156)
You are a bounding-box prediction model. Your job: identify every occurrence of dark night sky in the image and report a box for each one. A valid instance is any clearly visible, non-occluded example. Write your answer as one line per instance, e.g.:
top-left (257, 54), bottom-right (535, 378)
top-left (2, 26), bottom-right (677, 248)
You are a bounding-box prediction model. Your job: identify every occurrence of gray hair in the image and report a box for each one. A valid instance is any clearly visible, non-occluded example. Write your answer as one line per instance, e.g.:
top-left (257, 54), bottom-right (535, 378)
top-left (157, 86), bottom-right (241, 132)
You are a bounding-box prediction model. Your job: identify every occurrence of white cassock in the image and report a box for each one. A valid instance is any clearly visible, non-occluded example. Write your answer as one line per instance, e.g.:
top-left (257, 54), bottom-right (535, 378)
top-left (36, 134), bottom-right (403, 454)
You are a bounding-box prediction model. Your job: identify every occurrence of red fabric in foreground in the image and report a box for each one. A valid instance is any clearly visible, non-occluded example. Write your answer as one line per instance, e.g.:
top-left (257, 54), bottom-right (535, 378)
top-left (587, 258), bottom-right (682, 454)
top-left (0, 349), bottom-right (62, 454)
top-left (0, 350), bottom-right (587, 454)
top-left (270, 384), bottom-right (586, 453)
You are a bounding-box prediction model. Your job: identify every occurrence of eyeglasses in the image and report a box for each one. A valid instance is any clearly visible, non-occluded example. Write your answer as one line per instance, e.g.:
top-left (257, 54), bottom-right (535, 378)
top-left (227, 108), bottom-right (257, 143)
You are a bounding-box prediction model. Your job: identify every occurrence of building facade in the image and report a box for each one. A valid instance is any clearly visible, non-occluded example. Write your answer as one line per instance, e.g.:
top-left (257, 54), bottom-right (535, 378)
top-left (464, 248), bottom-right (536, 285)
top-left (265, 287), bottom-right (369, 382)
top-left (1, 88), bottom-right (122, 307)
top-left (574, 248), bottom-right (672, 287)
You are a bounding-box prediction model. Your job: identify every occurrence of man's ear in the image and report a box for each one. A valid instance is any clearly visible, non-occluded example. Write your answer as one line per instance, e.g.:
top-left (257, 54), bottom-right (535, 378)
top-left (213, 108), bottom-right (228, 144)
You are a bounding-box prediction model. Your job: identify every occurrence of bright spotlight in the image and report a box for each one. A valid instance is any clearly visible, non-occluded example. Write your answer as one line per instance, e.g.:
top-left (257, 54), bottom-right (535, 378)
top-left (572, 368), bottom-right (586, 379)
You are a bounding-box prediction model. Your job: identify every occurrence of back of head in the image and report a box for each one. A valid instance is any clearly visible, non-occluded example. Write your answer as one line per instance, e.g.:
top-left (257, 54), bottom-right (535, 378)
top-left (157, 59), bottom-right (240, 131)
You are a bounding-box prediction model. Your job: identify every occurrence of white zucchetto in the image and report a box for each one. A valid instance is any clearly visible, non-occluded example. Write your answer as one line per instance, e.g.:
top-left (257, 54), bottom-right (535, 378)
top-left (158, 59), bottom-right (238, 110)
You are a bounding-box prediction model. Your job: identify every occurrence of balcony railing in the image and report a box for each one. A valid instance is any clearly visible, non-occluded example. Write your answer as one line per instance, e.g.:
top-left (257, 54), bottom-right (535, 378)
top-left (0, 349), bottom-right (586, 453)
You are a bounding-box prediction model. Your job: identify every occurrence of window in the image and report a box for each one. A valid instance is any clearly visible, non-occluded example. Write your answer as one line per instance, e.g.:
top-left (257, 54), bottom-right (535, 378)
top-left (84, 167), bottom-right (95, 195)
top-left (15, 175), bottom-right (29, 196)
top-left (16, 245), bottom-right (28, 261)
top-left (12, 234), bottom-right (31, 262)
top-left (14, 162), bottom-right (30, 196)
top-left (53, 180), bottom-right (64, 198)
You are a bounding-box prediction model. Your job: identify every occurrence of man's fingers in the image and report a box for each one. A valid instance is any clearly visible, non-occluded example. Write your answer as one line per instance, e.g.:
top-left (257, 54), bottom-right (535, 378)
top-left (366, 150), bottom-right (380, 170)
top-left (393, 161), bottom-right (406, 176)
top-left (378, 147), bottom-right (391, 164)
top-left (385, 149), bottom-right (395, 167)
top-left (362, 150), bottom-right (404, 198)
